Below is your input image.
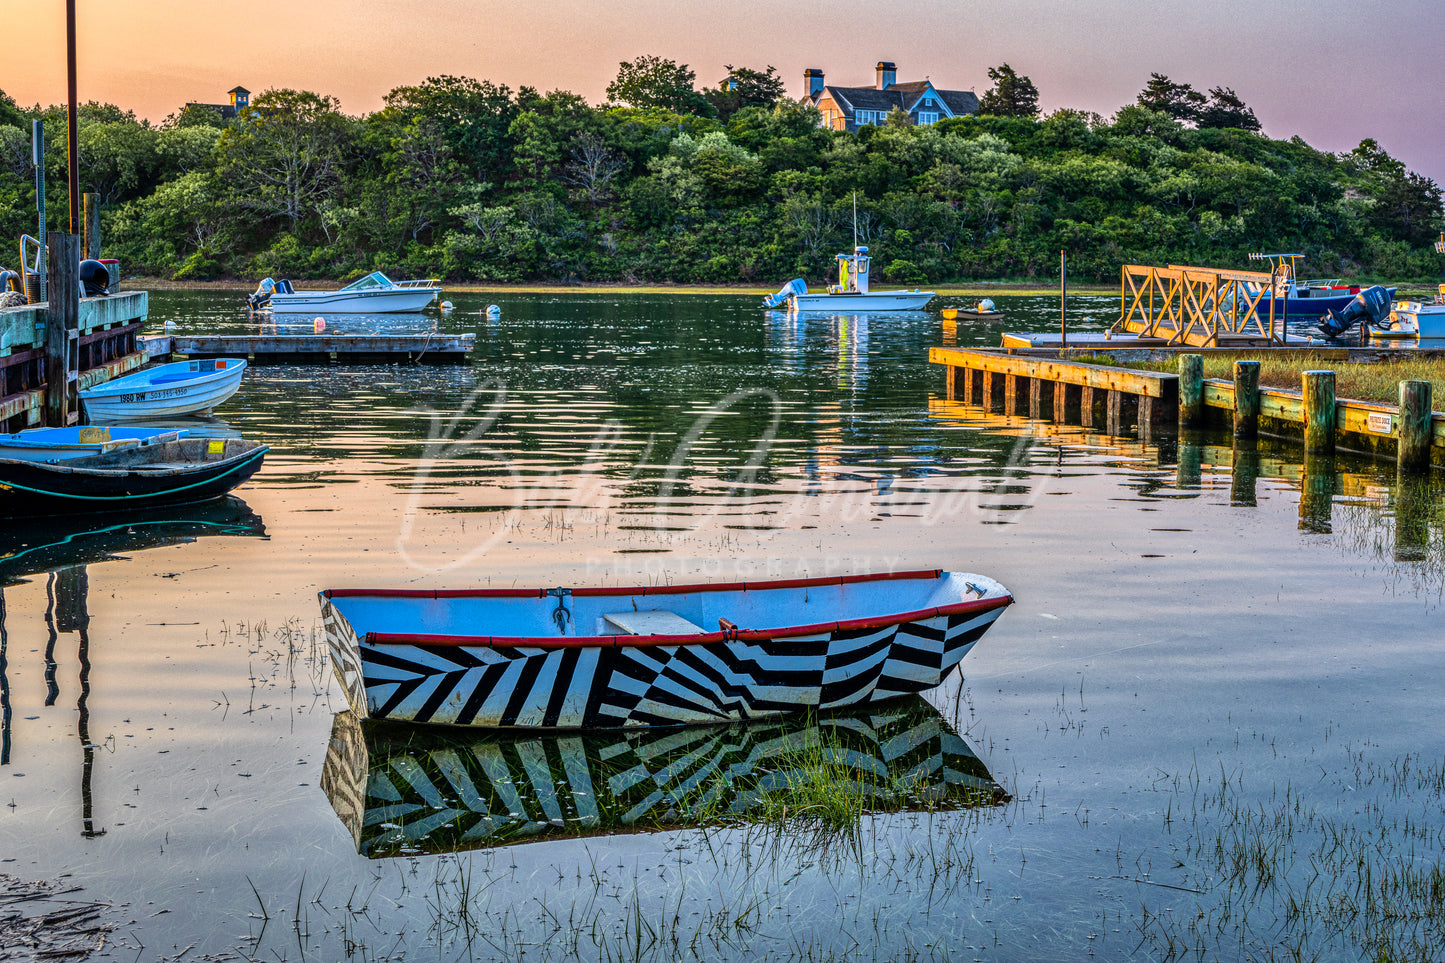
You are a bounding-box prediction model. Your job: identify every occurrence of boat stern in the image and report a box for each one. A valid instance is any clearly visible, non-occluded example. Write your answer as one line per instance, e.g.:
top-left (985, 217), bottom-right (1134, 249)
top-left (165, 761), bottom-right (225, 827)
top-left (320, 592), bottom-right (372, 719)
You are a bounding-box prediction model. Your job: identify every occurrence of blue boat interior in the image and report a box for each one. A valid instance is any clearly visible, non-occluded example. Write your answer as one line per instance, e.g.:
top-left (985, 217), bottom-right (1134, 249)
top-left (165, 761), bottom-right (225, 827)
top-left (329, 573), bottom-right (1002, 640)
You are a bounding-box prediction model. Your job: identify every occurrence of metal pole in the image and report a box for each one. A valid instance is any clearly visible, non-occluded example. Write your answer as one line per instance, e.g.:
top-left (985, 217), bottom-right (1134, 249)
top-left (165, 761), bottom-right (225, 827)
top-left (67, 0), bottom-right (80, 233)
top-left (1060, 250), bottom-right (1068, 350)
top-left (33, 120), bottom-right (47, 303)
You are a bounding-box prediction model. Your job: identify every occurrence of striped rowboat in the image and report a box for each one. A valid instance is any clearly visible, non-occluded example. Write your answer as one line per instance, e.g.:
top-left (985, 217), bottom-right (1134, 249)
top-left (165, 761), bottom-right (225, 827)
top-left (319, 570), bottom-right (1012, 728)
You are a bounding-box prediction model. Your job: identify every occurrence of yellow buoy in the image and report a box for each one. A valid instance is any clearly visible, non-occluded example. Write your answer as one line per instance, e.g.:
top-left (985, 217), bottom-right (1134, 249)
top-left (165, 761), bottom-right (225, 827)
top-left (940, 308), bottom-right (958, 320)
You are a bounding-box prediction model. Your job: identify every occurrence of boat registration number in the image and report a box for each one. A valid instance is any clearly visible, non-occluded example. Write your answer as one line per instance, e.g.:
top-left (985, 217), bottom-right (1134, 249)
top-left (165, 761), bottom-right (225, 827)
top-left (112, 387), bottom-right (189, 404)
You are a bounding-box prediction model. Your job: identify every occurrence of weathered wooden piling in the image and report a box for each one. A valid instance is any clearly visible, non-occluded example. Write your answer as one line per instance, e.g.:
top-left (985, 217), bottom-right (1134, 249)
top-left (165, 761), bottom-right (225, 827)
top-left (1232, 360), bottom-right (1260, 438)
top-left (1302, 370), bottom-right (1336, 454)
top-left (83, 193), bottom-right (101, 259)
top-left (44, 233), bottom-right (81, 426)
top-left (1178, 354), bottom-right (1203, 427)
top-left (1397, 380), bottom-right (1433, 474)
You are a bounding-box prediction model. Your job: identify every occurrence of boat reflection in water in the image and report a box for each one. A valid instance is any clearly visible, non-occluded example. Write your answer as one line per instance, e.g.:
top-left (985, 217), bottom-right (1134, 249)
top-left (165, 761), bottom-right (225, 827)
top-left (321, 696), bottom-right (1005, 858)
top-left (0, 496), bottom-right (267, 587)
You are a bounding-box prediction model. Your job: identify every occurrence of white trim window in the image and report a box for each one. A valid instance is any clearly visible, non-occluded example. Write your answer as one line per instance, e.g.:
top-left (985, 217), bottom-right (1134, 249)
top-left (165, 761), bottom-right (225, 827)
top-left (917, 111), bottom-right (940, 125)
top-left (854, 109), bottom-right (883, 126)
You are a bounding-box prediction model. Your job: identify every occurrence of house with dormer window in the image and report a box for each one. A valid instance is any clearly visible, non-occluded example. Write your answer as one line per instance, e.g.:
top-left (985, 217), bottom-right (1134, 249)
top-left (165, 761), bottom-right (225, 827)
top-left (803, 62), bottom-right (978, 131)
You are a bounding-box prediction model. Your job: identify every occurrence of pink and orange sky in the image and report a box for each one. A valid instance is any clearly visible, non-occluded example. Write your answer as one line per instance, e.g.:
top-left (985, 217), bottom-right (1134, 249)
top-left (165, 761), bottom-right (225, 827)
top-left (5, 0), bottom-right (1444, 186)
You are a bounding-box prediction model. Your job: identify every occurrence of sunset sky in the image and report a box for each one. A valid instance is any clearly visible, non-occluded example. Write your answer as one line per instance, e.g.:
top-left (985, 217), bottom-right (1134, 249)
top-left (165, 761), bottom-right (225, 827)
top-left (4, 0), bottom-right (1443, 186)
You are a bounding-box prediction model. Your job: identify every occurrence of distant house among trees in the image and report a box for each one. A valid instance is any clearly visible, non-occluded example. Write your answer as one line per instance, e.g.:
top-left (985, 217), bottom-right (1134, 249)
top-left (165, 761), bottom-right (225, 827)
top-left (184, 86), bottom-right (250, 121)
top-left (803, 62), bottom-right (978, 131)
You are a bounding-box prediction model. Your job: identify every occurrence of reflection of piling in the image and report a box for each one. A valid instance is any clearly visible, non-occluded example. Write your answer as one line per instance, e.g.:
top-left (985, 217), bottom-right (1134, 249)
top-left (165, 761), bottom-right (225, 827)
top-left (1231, 439), bottom-right (1259, 507)
top-left (1303, 371), bottom-right (1336, 455)
top-left (1233, 361), bottom-right (1260, 439)
top-left (1397, 381), bottom-right (1433, 474)
top-left (1, 589), bottom-right (9, 766)
top-left (1392, 474), bottom-right (1431, 562)
top-left (1176, 431), bottom-right (1202, 490)
top-left (1299, 453), bottom-right (1335, 533)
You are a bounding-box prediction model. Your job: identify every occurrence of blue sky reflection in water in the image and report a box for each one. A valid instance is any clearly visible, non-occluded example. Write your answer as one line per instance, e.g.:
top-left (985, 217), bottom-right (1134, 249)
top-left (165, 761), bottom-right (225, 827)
top-left (0, 290), bottom-right (1441, 960)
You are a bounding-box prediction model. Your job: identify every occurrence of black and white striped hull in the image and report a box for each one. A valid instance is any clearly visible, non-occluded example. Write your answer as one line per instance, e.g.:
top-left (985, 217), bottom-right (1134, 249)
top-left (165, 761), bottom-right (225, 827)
top-left (320, 697), bottom-right (1004, 857)
top-left (322, 601), bottom-right (1005, 728)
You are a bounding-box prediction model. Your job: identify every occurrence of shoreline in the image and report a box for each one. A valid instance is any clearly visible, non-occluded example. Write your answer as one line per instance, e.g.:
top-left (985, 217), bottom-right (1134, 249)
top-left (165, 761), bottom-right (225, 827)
top-left (122, 278), bottom-right (1116, 297)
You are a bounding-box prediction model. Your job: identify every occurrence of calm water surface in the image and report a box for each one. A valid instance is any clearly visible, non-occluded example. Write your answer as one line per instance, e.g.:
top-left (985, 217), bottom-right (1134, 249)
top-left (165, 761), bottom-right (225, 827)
top-left (1, 290), bottom-right (1440, 960)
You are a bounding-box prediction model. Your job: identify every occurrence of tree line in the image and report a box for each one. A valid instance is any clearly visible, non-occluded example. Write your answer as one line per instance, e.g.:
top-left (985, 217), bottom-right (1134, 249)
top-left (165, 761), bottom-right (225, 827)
top-left (1, 60), bottom-right (1440, 285)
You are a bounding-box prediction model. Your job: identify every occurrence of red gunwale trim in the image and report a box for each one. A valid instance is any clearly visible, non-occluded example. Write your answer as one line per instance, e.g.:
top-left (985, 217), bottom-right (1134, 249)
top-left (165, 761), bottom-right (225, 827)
top-left (359, 593), bottom-right (1012, 650)
top-left (323, 569), bottom-right (946, 602)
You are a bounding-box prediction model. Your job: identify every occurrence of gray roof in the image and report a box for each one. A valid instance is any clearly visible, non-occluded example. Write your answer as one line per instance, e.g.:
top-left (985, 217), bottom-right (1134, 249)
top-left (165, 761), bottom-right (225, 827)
top-left (817, 82), bottom-right (977, 119)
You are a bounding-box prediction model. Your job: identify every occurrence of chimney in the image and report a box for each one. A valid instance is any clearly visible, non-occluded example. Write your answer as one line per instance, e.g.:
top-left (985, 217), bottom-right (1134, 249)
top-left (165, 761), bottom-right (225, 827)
top-left (876, 61), bottom-right (896, 89)
top-left (804, 68), bottom-right (825, 100)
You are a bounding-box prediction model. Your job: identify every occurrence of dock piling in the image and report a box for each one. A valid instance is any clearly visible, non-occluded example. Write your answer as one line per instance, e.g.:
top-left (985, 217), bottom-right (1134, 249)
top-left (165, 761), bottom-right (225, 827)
top-left (1302, 370), bottom-right (1336, 454)
top-left (1397, 380), bottom-right (1433, 474)
top-left (1232, 360), bottom-right (1260, 439)
top-left (1178, 354), bottom-right (1203, 427)
top-left (44, 232), bottom-right (81, 426)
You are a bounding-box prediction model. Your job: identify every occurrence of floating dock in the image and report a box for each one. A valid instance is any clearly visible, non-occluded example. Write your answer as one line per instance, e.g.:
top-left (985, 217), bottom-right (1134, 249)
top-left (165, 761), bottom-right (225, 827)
top-left (144, 333), bottom-right (475, 365)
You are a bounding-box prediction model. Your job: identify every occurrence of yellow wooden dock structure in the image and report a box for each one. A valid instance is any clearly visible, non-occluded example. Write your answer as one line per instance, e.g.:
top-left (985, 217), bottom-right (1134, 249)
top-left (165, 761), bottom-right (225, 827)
top-left (1110, 263), bottom-right (1287, 347)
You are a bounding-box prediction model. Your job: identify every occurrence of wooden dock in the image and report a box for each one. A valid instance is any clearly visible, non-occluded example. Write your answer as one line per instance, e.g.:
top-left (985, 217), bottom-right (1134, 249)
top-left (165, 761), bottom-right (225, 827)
top-left (930, 347), bottom-right (1445, 468)
top-left (144, 333), bottom-right (475, 365)
top-left (1, 280), bottom-right (149, 431)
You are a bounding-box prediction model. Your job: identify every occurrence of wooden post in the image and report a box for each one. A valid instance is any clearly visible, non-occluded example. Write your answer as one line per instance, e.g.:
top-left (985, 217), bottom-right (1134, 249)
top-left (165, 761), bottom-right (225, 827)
top-left (1053, 382), bottom-right (1069, 423)
top-left (944, 364), bottom-right (956, 401)
top-left (1080, 386), bottom-right (1096, 427)
top-left (1028, 377), bottom-right (1050, 420)
top-left (1004, 374), bottom-right (1018, 415)
top-left (1397, 380), bottom-right (1433, 474)
top-left (83, 193), bottom-right (101, 259)
top-left (1178, 354), bottom-right (1204, 427)
top-left (980, 370), bottom-right (993, 410)
top-left (1233, 360), bottom-right (1260, 438)
top-left (1302, 370), bottom-right (1336, 454)
top-left (962, 366), bottom-right (975, 405)
top-left (45, 232), bottom-right (81, 426)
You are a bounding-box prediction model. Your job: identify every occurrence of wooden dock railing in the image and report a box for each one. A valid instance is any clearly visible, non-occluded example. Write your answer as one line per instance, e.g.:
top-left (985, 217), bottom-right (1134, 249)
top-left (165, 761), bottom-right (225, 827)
top-left (1114, 264), bottom-right (1284, 347)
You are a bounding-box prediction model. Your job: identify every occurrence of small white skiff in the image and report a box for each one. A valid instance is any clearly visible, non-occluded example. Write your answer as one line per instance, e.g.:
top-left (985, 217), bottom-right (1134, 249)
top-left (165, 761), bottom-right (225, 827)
top-left (765, 246), bottom-right (934, 313)
top-left (79, 359), bottom-right (246, 421)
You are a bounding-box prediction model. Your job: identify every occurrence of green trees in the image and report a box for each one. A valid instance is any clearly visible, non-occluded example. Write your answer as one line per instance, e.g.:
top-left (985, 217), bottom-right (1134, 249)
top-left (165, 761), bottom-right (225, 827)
top-left (606, 56), bottom-right (714, 116)
top-left (977, 65), bottom-right (1040, 119)
top-left (13, 69), bottom-right (1437, 286)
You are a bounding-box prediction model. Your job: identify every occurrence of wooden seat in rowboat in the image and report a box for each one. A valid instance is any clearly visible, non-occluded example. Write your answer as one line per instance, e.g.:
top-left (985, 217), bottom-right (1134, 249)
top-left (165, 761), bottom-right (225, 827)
top-left (600, 610), bottom-right (705, 636)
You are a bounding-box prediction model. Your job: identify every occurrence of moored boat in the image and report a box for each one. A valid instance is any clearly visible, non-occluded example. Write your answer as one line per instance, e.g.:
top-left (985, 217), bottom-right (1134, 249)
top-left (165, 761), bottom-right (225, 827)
top-left (1242, 254), bottom-right (1394, 319)
top-left (1369, 292), bottom-right (1445, 342)
top-left (0, 436), bottom-right (268, 517)
top-left (949, 299), bottom-right (1003, 320)
top-left (0, 426), bottom-right (186, 463)
top-left (79, 358), bottom-right (246, 421)
top-left (319, 569), bottom-right (1013, 728)
top-left (247, 271), bottom-right (441, 314)
top-left (764, 247), bottom-right (934, 313)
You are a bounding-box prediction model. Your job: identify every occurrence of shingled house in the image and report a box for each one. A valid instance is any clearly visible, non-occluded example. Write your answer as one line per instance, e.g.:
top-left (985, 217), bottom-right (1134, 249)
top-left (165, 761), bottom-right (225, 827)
top-left (803, 62), bottom-right (978, 131)
top-left (183, 86), bottom-right (250, 121)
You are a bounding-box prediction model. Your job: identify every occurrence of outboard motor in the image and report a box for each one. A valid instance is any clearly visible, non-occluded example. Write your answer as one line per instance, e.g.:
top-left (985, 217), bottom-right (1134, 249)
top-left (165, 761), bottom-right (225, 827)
top-left (763, 278), bottom-right (807, 309)
top-left (78, 259), bottom-right (111, 297)
top-left (1318, 285), bottom-right (1392, 339)
top-left (247, 277), bottom-right (276, 312)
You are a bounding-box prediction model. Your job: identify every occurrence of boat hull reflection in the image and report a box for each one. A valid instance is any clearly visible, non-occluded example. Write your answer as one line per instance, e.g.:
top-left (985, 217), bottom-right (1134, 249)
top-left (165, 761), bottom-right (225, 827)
top-left (0, 496), bottom-right (267, 586)
top-left (321, 696), bottom-right (1005, 857)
